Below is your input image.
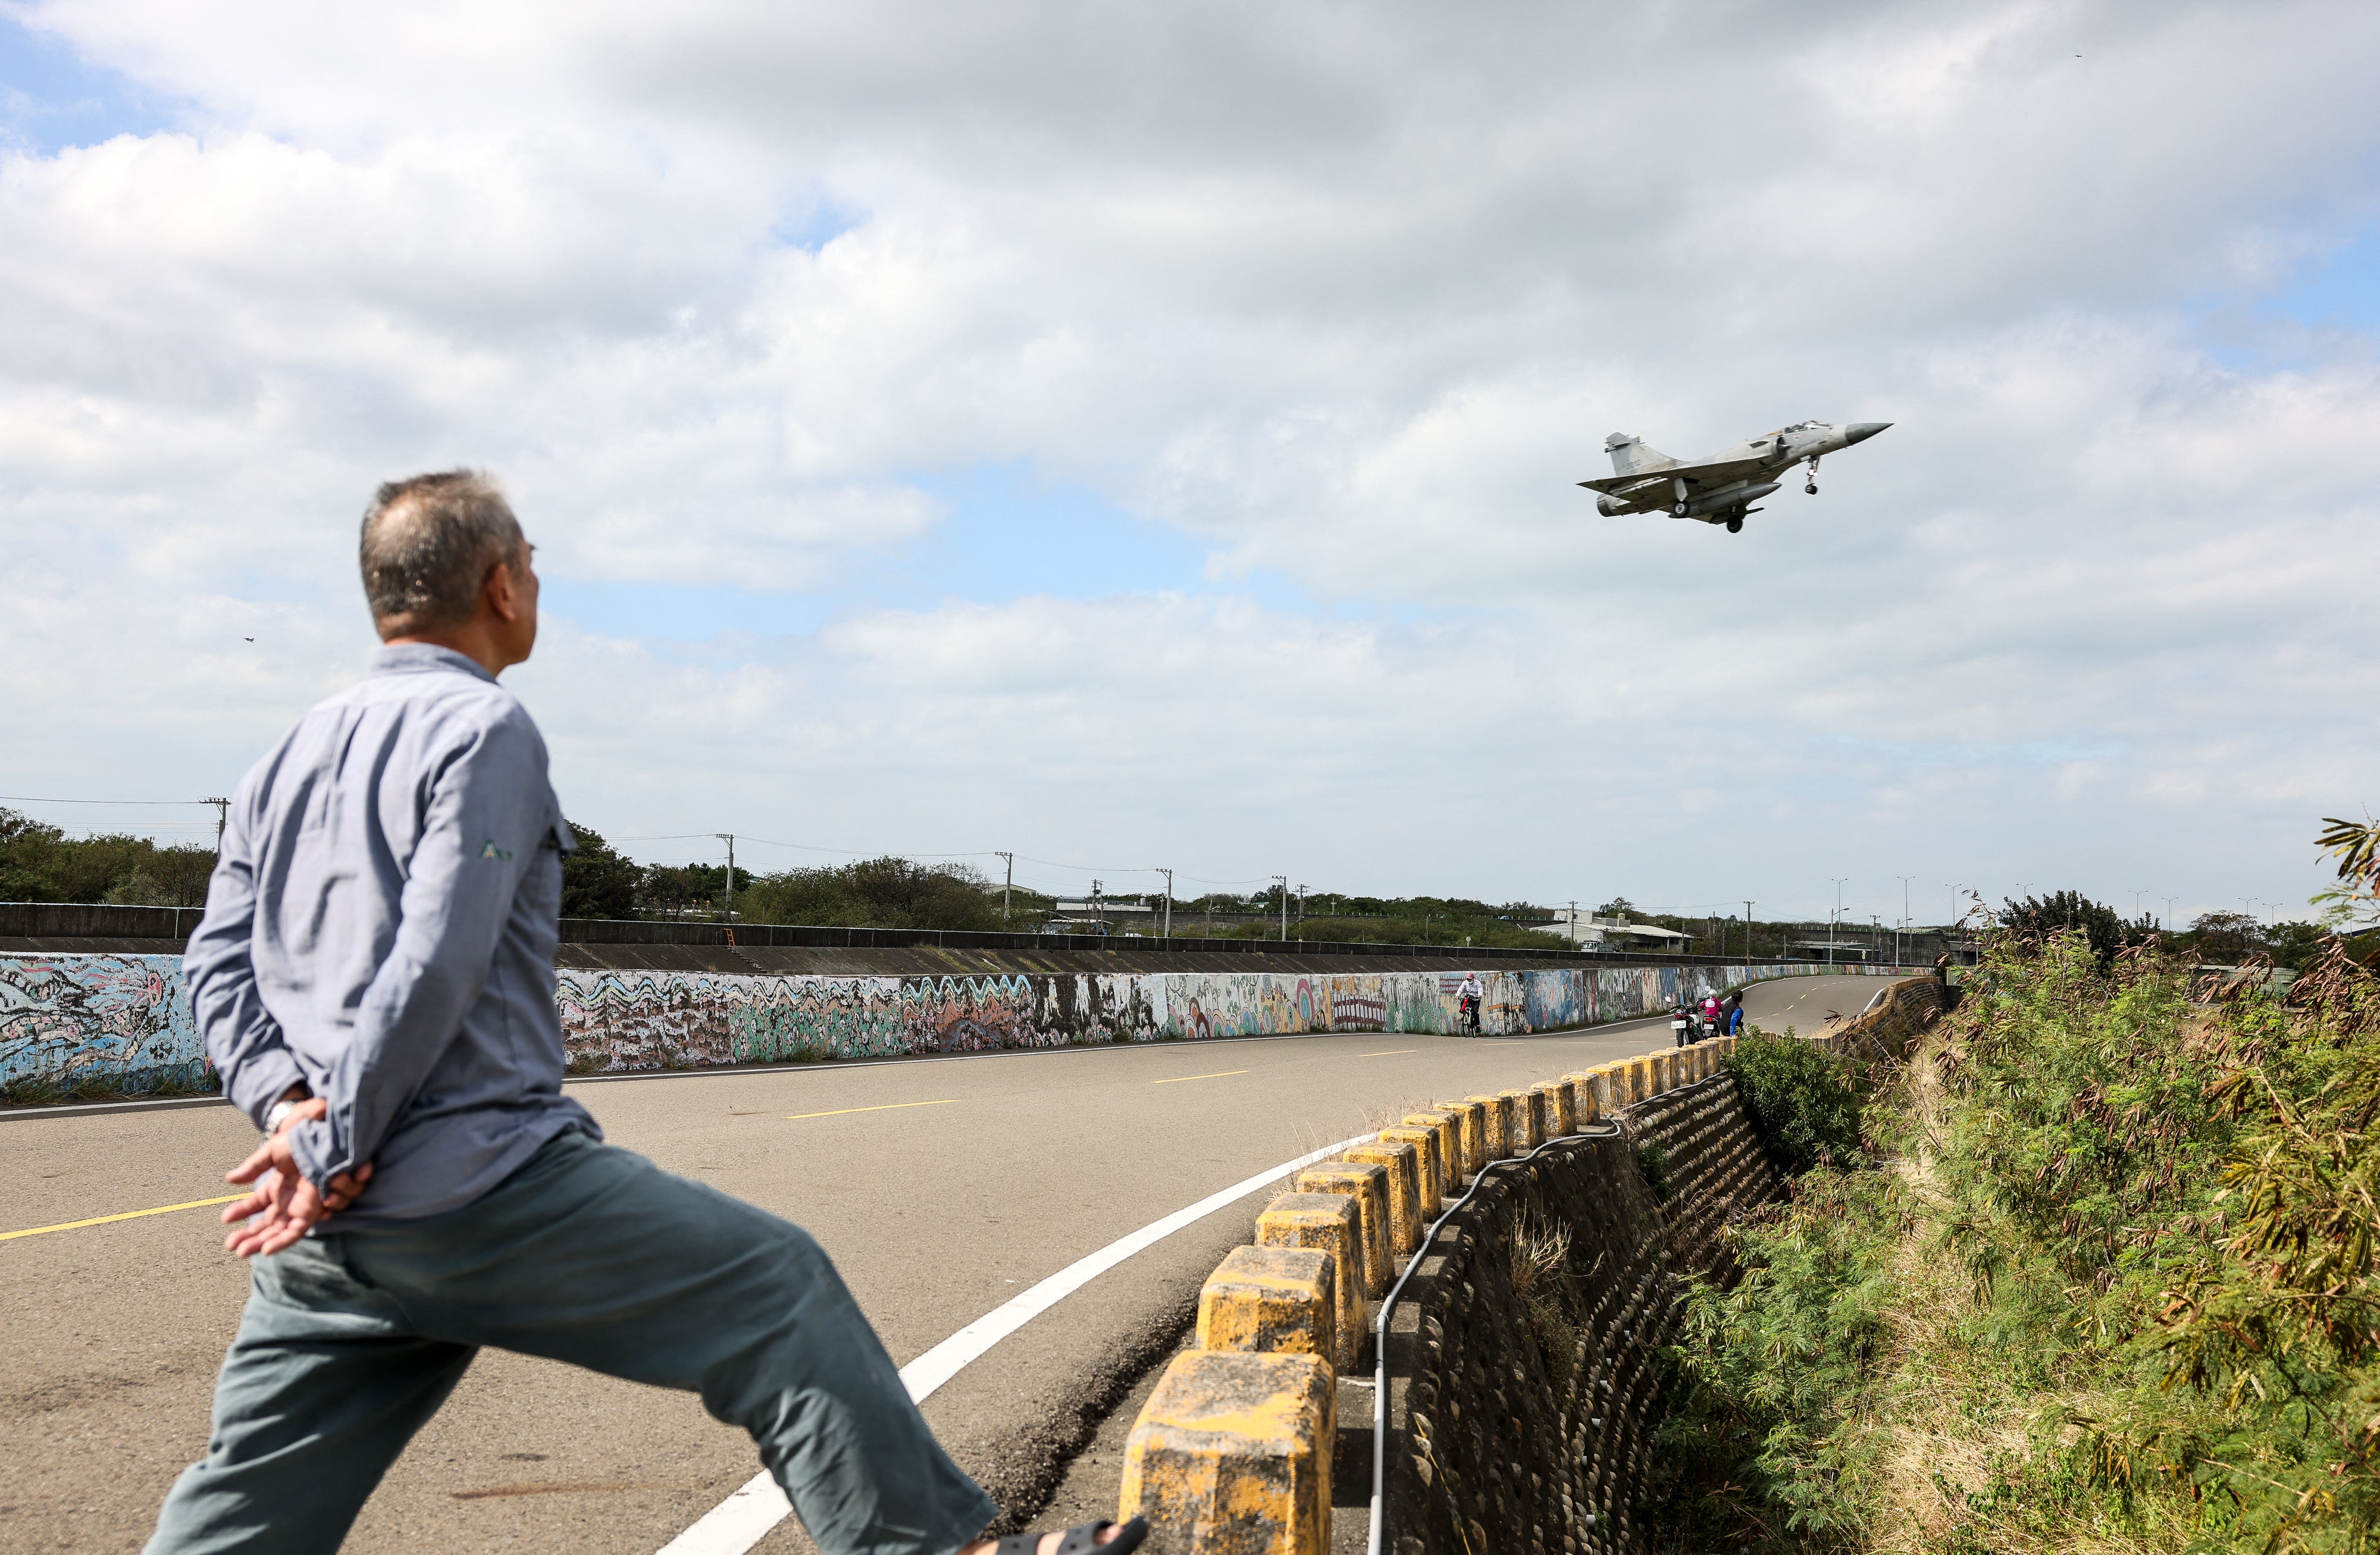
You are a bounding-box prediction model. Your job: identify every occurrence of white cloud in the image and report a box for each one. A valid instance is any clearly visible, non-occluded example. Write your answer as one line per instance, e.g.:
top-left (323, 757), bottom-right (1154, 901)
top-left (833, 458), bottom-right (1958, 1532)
top-left (1, 0), bottom-right (2376, 920)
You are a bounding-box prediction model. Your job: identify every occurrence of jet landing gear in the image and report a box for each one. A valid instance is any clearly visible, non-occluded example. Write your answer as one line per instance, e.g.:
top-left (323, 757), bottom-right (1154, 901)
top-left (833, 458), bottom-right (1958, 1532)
top-left (1672, 499), bottom-right (1690, 518)
top-left (1803, 454), bottom-right (1821, 496)
top-left (1725, 513), bottom-right (1744, 533)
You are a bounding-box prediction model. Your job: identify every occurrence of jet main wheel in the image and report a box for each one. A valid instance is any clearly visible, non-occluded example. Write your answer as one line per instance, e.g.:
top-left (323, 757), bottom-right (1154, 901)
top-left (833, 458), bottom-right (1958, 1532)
top-left (1672, 500), bottom-right (1689, 518)
top-left (1804, 483), bottom-right (1818, 495)
top-left (1725, 515), bottom-right (1743, 533)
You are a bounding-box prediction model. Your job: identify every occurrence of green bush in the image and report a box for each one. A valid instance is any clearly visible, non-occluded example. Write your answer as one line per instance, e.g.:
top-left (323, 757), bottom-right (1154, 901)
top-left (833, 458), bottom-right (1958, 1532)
top-left (1724, 1028), bottom-right (1866, 1175)
top-left (1653, 929), bottom-right (2380, 1553)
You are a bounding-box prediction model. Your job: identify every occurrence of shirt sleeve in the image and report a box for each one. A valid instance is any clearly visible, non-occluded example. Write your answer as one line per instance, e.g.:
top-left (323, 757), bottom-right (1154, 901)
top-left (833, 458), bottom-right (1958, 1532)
top-left (184, 790), bottom-right (305, 1130)
top-left (284, 709), bottom-right (553, 1192)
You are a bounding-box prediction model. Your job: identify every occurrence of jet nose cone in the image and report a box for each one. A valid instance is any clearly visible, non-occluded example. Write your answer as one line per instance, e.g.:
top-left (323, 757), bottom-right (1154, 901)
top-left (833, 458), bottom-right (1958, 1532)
top-left (1845, 421), bottom-right (1892, 444)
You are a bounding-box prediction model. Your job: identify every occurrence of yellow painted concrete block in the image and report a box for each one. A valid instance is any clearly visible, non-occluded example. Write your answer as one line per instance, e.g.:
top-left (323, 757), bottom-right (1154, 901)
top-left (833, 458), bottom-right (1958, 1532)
top-left (1585, 1065), bottom-right (1619, 1115)
top-left (1627, 1055), bottom-right (1654, 1103)
top-left (1377, 1126), bottom-right (1442, 1217)
top-left (1562, 1074), bottom-right (1599, 1127)
top-left (1257, 1193), bottom-right (1363, 1374)
top-left (1120, 1349), bottom-right (1335, 1555)
top-left (1197, 1245), bottom-right (1336, 1364)
top-left (1464, 1093), bottom-right (1511, 1160)
top-left (1342, 1141), bottom-right (1421, 1256)
top-left (1295, 1161), bottom-right (1390, 1300)
top-left (1399, 1113), bottom-right (1458, 1199)
top-left (1533, 1079), bottom-right (1575, 1137)
top-left (1430, 1099), bottom-right (1486, 1177)
top-left (1499, 1087), bottom-right (1543, 1152)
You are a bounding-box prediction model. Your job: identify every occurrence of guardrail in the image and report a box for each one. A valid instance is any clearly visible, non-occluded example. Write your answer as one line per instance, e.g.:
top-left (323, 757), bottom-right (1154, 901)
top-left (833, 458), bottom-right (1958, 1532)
top-left (1114, 976), bottom-right (1945, 1555)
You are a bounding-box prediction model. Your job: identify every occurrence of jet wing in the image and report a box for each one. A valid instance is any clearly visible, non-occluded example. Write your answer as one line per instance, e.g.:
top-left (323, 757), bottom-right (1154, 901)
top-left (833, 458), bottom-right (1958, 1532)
top-left (1578, 453), bottom-right (1774, 496)
top-left (1577, 474), bottom-right (1668, 496)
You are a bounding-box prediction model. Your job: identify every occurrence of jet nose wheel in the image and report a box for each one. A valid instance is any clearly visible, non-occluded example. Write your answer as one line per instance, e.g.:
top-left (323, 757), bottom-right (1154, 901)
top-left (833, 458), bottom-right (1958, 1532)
top-left (1671, 500), bottom-right (1689, 518)
top-left (1804, 483), bottom-right (1818, 496)
top-left (1725, 515), bottom-right (1743, 533)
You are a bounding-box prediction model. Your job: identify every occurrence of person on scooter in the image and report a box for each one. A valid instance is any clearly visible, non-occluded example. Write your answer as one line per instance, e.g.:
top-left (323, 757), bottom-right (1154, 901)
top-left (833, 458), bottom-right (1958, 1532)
top-left (1670, 996), bottom-right (1692, 1046)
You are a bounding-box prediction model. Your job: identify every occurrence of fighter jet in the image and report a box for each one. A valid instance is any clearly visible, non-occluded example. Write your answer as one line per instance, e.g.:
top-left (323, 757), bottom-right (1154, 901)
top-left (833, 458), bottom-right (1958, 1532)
top-left (1577, 419), bottom-right (1891, 532)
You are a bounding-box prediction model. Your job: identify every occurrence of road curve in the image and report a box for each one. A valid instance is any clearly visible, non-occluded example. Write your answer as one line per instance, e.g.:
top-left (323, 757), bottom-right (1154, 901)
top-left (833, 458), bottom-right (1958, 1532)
top-left (0, 973), bottom-right (1882, 1554)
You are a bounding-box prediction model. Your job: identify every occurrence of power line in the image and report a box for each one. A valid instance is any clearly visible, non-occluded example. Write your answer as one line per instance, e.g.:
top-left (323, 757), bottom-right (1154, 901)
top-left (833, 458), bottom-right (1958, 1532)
top-left (0, 795), bottom-right (218, 805)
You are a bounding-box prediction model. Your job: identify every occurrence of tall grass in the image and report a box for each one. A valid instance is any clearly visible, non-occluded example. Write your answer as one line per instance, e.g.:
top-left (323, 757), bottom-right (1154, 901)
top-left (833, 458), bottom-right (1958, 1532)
top-left (1650, 931), bottom-right (2380, 1553)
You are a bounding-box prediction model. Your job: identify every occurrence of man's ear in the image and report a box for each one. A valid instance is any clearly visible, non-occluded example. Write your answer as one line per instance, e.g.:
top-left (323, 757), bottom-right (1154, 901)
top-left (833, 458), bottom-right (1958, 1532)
top-left (484, 556), bottom-right (521, 621)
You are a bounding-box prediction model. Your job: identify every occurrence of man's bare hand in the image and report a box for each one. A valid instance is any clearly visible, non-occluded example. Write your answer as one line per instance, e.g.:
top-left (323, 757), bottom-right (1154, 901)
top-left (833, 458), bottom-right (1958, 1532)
top-left (221, 1098), bottom-right (374, 1259)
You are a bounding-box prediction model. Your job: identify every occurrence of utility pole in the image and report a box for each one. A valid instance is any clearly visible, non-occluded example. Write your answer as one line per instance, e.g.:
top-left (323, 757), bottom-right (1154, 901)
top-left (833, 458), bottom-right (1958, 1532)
top-left (1092, 877), bottom-right (1105, 936)
top-left (1830, 878), bottom-right (1849, 964)
top-left (714, 833), bottom-right (736, 918)
top-left (1743, 901), bottom-right (1755, 960)
top-left (1297, 882), bottom-right (1307, 938)
top-left (995, 851), bottom-right (1013, 925)
top-left (1157, 868), bottom-right (1173, 939)
top-left (1896, 876), bottom-right (1915, 964)
top-left (1568, 899), bottom-right (1578, 947)
top-left (204, 797), bottom-right (230, 851)
top-left (1274, 876), bottom-right (1289, 942)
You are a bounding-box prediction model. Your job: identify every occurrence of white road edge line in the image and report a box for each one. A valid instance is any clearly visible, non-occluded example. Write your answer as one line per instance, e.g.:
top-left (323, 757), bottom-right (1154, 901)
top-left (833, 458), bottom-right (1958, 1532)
top-left (653, 1131), bottom-right (1376, 1555)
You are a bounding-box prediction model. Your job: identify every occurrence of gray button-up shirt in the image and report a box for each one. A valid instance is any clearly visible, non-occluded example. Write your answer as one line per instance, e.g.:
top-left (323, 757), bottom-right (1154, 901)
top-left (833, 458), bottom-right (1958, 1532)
top-left (184, 643), bottom-right (599, 1224)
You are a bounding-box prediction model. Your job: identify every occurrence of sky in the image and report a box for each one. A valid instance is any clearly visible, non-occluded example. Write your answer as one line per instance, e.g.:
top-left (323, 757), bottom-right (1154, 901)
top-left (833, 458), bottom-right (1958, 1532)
top-left (2, 0), bottom-right (2375, 929)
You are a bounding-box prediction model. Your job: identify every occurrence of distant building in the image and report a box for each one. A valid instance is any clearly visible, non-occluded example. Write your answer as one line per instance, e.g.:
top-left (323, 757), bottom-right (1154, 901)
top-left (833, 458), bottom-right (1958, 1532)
top-left (1543, 910), bottom-right (1695, 952)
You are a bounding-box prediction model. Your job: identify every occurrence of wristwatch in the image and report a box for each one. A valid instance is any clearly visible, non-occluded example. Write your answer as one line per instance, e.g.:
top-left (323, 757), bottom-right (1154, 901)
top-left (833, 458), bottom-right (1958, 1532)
top-left (265, 1099), bottom-right (299, 1134)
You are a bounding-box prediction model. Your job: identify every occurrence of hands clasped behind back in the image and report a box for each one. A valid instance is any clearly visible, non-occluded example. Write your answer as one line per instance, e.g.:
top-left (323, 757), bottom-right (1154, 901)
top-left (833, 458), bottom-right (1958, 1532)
top-left (221, 1096), bottom-right (376, 1259)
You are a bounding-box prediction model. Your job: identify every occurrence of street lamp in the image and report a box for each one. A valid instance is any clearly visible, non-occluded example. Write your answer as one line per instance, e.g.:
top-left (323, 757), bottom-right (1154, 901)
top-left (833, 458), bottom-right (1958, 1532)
top-left (1896, 876), bottom-right (1916, 965)
top-left (1829, 878), bottom-right (1849, 964)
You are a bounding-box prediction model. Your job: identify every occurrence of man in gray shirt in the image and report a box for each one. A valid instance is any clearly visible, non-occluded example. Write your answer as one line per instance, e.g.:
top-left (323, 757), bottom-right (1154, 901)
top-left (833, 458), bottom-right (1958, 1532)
top-left (151, 472), bottom-right (1144, 1555)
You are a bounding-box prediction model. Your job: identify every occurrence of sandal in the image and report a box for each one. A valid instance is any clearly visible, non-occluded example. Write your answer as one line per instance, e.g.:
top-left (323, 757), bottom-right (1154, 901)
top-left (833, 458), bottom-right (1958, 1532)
top-left (993, 1517), bottom-right (1150, 1555)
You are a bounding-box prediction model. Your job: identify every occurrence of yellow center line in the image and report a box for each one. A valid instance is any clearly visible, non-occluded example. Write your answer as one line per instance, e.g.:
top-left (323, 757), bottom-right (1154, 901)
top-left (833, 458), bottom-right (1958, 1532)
top-left (784, 1099), bottom-right (960, 1121)
top-left (3, 1193), bottom-right (248, 1243)
top-left (1359, 1049), bottom-right (1417, 1057)
top-left (1151, 1070), bottom-right (1250, 1085)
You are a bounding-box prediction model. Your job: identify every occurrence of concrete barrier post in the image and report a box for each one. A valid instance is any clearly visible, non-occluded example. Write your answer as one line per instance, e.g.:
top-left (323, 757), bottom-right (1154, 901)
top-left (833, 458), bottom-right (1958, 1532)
top-left (1400, 1113), bottom-right (1459, 1199)
top-left (1257, 1194), bottom-right (1364, 1374)
top-left (1587, 1065), bottom-right (1620, 1115)
top-left (1120, 1350), bottom-right (1335, 1555)
top-left (1341, 1141), bottom-right (1422, 1256)
top-left (1464, 1093), bottom-right (1511, 1160)
top-left (1499, 1087), bottom-right (1543, 1151)
top-left (1432, 1099), bottom-right (1488, 1177)
top-left (1376, 1125), bottom-right (1442, 1217)
top-left (1197, 1245), bottom-right (1338, 1363)
top-left (1562, 1074), bottom-right (1599, 1127)
top-left (1532, 1079), bottom-right (1574, 1137)
top-left (1294, 1161), bottom-right (1391, 1300)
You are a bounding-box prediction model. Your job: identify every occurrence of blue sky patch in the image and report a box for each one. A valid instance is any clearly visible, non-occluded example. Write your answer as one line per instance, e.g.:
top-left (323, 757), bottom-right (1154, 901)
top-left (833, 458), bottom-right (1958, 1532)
top-left (0, 16), bottom-right (178, 153)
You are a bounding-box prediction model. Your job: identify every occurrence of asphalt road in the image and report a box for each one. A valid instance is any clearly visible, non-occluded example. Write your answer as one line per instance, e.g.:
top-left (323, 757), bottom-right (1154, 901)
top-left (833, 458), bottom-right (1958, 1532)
top-left (0, 973), bottom-right (1878, 1554)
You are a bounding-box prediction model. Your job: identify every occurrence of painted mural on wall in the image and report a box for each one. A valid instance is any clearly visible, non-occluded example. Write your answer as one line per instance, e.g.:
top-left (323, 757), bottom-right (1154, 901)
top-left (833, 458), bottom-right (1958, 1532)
top-left (2, 952), bottom-right (1927, 1090)
top-left (0, 954), bottom-right (209, 1093)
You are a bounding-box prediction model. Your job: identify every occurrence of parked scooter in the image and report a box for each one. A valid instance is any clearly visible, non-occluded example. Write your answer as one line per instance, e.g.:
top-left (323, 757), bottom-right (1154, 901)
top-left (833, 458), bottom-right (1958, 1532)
top-left (1670, 1000), bottom-right (1693, 1046)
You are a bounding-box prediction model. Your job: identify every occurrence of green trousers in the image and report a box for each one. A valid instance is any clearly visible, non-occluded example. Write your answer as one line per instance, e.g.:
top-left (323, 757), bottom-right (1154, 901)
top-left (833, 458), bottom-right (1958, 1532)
top-left (146, 1130), bottom-right (995, 1555)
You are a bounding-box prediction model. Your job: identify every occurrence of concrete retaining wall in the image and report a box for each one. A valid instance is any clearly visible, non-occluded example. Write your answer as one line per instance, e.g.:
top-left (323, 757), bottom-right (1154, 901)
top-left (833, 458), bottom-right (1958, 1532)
top-left (0, 949), bottom-right (1925, 1096)
top-left (1115, 979), bottom-right (1938, 1555)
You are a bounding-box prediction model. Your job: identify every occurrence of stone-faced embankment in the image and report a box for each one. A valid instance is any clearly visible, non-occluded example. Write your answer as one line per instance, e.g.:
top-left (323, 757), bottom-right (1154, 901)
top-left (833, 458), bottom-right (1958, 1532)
top-left (1113, 985), bottom-right (1937, 1555)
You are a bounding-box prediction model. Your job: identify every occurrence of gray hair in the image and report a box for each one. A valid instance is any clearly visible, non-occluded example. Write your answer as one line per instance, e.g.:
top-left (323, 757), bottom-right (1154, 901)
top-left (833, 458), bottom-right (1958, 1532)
top-left (359, 471), bottom-right (525, 631)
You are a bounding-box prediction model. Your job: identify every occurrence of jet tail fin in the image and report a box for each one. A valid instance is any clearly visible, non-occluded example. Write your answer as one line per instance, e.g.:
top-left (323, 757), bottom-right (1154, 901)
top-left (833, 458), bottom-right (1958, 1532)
top-left (1605, 432), bottom-right (1675, 475)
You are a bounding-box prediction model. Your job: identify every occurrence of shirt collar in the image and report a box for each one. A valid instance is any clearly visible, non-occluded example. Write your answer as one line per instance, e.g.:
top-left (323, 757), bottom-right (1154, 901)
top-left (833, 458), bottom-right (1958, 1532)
top-left (368, 643), bottom-right (498, 685)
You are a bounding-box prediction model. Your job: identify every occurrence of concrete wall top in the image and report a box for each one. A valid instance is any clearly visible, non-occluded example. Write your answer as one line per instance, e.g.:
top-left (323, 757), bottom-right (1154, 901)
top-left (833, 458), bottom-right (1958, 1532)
top-left (0, 901), bottom-right (1848, 974)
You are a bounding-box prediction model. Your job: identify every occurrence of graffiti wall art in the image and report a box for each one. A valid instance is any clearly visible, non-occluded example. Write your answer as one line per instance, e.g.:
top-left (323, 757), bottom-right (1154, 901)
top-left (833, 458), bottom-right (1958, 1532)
top-left (2, 952), bottom-right (1926, 1090)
